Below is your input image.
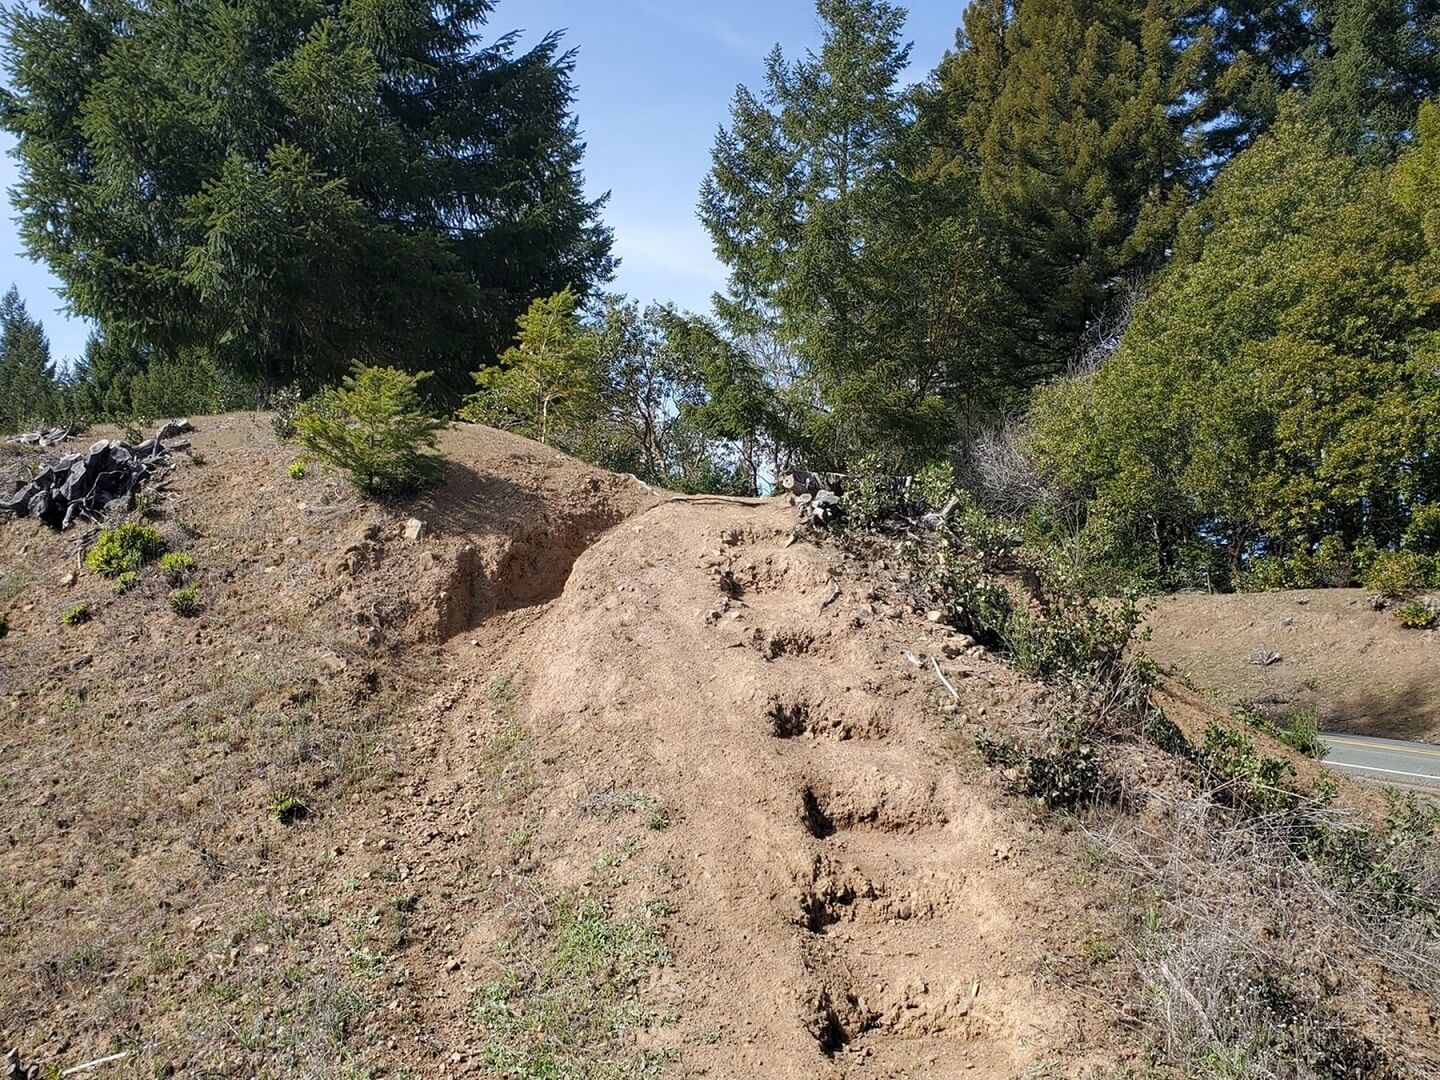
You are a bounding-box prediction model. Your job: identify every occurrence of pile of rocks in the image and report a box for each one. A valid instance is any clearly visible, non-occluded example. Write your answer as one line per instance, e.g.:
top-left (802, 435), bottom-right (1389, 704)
top-left (1, 419), bottom-right (195, 530)
top-left (788, 470), bottom-right (846, 527)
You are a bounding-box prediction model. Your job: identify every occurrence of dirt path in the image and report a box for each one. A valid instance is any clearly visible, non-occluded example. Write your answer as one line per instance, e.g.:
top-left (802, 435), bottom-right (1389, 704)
top-left (383, 497), bottom-right (1115, 1077)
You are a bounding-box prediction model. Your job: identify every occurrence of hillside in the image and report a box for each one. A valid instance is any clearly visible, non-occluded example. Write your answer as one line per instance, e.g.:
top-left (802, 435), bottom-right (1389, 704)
top-left (2, 416), bottom-right (1438, 1078)
top-left (1146, 590), bottom-right (1440, 742)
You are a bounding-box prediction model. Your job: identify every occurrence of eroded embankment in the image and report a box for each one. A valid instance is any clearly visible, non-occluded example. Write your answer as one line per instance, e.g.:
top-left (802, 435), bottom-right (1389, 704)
top-left (412, 498), bottom-right (1118, 1077)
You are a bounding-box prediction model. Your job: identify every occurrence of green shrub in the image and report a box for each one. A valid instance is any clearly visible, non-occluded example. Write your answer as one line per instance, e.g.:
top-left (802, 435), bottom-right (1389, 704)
top-left (287, 459), bottom-right (308, 480)
top-left (1195, 723), bottom-right (1303, 815)
top-left (1278, 706), bottom-right (1327, 760)
top-left (62, 603), bottom-right (91, 627)
top-left (1312, 535), bottom-right (1355, 588)
top-left (976, 730), bottom-right (1105, 810)
top-left (85, 524), bottom-right (167, 578)
top-left (912, 461), bottom-right (957, 514)
top-left (913, 521), bottom-right (1145, 688)
top-left (270, 384), bottom-right (305, 441)
top-left (1242, 536), bottom-right (1355, 592)
top-left (1401, 505), bottom-right (1440, 556)
top-left (270, 795), bottom-right (309, 825)
top-left (1241, 553), bottom-right (1293, 593)
top-left (112, 570), bottom-right (140, 594)
top-left (842, 455), bottom-right (904, 529)
top-left (295, 366), bottom-right (446, 496)
top-left (1002, 593), bottom-right (1144, 683)
top-left (168, 584), bottom-right (200, 616)
top-left (159, 551), bottom-right (196, 585)
top-left (1361, 550), bottom-right (1436, 598)
top-left (1396, 600), bottom-right (1438, 630)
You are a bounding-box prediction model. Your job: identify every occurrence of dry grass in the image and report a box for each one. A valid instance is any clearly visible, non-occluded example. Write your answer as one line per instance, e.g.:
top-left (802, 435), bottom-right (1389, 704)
top-left (1085, 778), bottom-right (1439, 1078)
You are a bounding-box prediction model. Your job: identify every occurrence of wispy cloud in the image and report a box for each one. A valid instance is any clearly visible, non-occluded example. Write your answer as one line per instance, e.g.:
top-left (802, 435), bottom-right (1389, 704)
top-left (620, 0), bottom-right (769, 57)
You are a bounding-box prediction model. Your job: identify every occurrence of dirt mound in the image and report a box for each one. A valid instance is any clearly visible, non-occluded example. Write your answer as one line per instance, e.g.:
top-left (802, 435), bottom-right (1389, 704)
top-left (450, 499), bottom-right (1110, 1076)
top-left (1145, 589), bottom-right (1440, 740)
top-left (8, 416), bottom-right (1432, 1076)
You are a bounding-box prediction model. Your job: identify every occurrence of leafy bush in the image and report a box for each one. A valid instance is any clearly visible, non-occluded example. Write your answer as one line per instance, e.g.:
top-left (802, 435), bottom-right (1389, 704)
top-left (1236, 703), bottom-right (1328, 759)
top-left (62, 603), bottom-right (91, 627)
top-left (295, 366), bottom-right (446, 496)
top-left (1242, 536), bottom-right (1355, 592)
top-left (1278, 706), bottom-right (1327, 760)
top-left (85, 524), bottom-right (167, 578)
top-left (287, 459), bottom-right (308, 480)
top-left (113, 570), bottom-right (139, 594)
top-left (1312, 535), bottom-right (1355, 588)
top-left (1402, 506), bottom-right (1440, 556)
top-left (270, 384), bottom-right (305, 440)
top-left (1304, 791), bottom-right (1440, 921)
top-left (912, 461), bottom-right (957, 514)
top-left (1194, 723), bottom-right (1303, 815)
top-left (1361, 550), bottom-right (1437, 598)
top-left (168, 584), bottom-right (200, 616)
top-left (1396, 600), bottom-right (1438, 630)
top-left (159, 552), bottom-right (196, 585)
top-left (976, 730), bottom-right (1105, 810)
top-left (913, 512), bottom-right (1145, 689)
top-left (843, 455), bottom-right (905, 529)
top-left (1002, 592), bottom-right (1145, 684)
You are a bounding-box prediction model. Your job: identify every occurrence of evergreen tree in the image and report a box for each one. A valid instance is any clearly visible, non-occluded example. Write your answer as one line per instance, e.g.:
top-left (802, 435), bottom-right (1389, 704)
top-left (0, 286), bottom-right (60, 432)
top-left (702, 0), bottom-right (1016, 465)
top-left (925, 0), bottom-right (1205, 368)
top-left (0, 1), bottom-right (614, 398)
top-left (1026, 102), bottom-right (1440, 580)
top-left (1179, 0), bottom-right (1440, 159)
top-left (461, 289), bottom-right (599, 447)
top-left (1306, 0), bottom-right (1440, 152)
top-left (699, 0), bottom-right (913, 449)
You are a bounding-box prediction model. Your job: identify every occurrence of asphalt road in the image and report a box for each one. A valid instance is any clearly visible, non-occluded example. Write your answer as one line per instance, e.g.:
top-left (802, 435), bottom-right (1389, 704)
top-left (1322, 734), bottom-right (1440, 790)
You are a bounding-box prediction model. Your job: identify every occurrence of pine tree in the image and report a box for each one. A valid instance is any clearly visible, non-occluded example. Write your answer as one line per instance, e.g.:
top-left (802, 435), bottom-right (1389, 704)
top-left (926, 0), bottom-right (1205, 369)
top-left (0, 286), bottom-right (59, 433)
top-left (702, 0), bottom-right (1016, 465)
top-left (1179, 0), bottom-right (1440, 160)
top-left (0, 1), bottom-right (613, 399)
top-left (1306, 0), bottom-right (1440, 153)
top-left (461, 289), bottom-right (600, 447)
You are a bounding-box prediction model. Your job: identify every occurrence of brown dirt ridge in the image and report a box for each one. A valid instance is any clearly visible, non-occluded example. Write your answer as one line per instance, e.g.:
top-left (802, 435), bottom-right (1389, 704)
top-left (1, 414), bottom-right (1431, 1077)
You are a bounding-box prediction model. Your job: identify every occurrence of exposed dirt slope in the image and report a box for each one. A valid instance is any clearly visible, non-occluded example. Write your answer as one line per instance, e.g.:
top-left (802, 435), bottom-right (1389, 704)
top-left (1145, 589), bottom-right (1440, 741)
top-left (419, 497), bottom-right (1119, 1076)
top-left (20, 415), bottom-right (1429, 1076)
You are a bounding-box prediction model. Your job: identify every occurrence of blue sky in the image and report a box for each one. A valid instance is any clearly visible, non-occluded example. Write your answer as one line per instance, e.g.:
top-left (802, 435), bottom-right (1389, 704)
top-left (0, 1), bottom-right (963, 363)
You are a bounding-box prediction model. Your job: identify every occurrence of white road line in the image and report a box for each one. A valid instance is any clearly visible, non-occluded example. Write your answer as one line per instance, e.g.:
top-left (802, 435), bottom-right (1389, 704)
top-left (1325, 761), bottom-right (1440, 783)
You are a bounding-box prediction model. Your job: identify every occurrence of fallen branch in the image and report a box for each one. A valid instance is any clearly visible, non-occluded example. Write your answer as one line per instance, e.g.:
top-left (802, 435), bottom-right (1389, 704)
top-left (61, 1052), bottom-right (133, 1077)
top-left (930, 656), bottom-right (960, 702)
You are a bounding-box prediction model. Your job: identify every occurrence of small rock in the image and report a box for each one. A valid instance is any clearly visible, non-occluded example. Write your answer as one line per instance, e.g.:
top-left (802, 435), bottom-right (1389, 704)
top-left (403, 518), bottom-right (427, 542)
